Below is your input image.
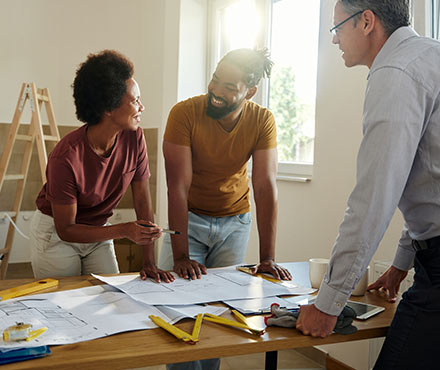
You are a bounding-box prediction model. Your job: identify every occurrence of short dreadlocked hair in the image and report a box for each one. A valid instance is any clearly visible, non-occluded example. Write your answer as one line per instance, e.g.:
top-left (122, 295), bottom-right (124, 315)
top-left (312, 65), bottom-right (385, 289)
top-left (219, 48), bottom-right (274, 88)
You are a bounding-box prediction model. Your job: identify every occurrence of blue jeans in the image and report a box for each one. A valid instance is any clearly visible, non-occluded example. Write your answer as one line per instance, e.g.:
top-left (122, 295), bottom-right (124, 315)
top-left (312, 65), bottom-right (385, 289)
top-left (159, 211), bottom-right (252, 370)
top-left (374, 247), bottom-right (440, 369)
top-left (159, 211), bottom-right (252, 270)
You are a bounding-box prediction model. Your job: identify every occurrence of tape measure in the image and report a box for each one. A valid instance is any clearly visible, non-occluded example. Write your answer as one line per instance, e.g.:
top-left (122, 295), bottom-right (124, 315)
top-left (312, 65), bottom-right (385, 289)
top-left (3, 323), bottom-right (48, 342)
top-left (3, 323), bottom-right (32, 342)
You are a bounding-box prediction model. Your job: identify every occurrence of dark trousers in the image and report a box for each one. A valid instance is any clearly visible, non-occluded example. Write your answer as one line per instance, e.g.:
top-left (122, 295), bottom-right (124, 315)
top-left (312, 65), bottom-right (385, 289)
top-left (374, 247), bottom-right (440, 370)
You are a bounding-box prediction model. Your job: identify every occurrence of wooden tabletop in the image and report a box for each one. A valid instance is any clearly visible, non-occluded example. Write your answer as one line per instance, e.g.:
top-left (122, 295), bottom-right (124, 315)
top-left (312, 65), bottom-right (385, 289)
top-left (0, 275), bottom-right (395, 370)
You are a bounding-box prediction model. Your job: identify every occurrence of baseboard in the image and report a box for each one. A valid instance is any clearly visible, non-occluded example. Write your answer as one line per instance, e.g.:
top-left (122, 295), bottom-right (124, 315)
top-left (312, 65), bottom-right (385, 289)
top-left (294, 347), bottom-right (327, 366)
top-left (326, 355), bottom-right (356, 370)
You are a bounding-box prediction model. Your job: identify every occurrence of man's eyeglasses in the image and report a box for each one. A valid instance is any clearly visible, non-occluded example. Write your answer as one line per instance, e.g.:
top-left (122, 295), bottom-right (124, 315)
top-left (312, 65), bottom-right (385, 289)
top-left (330, 10), bottom-right (363, 36)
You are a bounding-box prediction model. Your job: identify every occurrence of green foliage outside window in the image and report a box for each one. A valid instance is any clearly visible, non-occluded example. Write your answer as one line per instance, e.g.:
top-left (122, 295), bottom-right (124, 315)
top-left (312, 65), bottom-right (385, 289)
top-left (269, 66), bottom-right (314, 162)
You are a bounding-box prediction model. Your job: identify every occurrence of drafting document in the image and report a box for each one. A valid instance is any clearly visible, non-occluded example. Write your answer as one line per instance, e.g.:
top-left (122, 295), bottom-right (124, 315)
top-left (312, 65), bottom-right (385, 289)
top-left (223, 296), bottom-right (300, 315)
top-left (0, 285), bottom-right (227, 350)
top-left (93, 266), bottom-right (316, 305)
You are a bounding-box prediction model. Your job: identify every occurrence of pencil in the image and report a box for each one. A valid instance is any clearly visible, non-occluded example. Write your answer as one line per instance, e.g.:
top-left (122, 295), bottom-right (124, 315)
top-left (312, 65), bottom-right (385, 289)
top-left (139, 223), bottom-right (181, 235)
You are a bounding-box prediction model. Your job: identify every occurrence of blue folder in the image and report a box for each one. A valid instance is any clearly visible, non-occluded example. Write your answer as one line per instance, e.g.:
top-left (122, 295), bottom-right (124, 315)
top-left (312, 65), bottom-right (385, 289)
top-left (0, 346), bottom-right (51, 365)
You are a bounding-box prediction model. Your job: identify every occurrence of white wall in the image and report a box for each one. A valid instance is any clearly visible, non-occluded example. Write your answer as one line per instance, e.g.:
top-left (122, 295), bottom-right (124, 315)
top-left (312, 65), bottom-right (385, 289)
top-left (0, 0), bottom-right (166, 127)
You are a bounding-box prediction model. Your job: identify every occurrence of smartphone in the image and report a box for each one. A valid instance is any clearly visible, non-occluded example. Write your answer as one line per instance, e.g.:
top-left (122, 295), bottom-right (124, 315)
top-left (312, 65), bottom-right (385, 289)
top-left (345, 301), bottom-right (385, 320)
top-left (284, 296), bottom-right (385, 320)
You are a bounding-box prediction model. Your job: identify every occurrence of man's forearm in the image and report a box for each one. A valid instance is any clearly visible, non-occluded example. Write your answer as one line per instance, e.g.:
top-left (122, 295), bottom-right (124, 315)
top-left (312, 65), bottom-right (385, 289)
top-left (167, 189), bottom-right (190, 261)
top-left (254, 185), bottom-right (278, 262)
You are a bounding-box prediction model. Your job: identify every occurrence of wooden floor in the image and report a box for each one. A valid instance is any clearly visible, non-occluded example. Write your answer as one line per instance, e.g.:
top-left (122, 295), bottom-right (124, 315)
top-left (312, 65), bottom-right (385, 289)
top-left (4, 263), bottom-right (325, 370)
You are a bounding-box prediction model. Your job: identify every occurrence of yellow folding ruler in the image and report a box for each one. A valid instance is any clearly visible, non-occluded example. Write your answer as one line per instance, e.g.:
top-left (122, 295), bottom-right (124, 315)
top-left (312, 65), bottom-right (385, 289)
top-left (0, 278), bottom-right (59, 301)
top-left (149, 313), bottom-right (203, 344)
top-left (203, 310), bottom-right (265, 336)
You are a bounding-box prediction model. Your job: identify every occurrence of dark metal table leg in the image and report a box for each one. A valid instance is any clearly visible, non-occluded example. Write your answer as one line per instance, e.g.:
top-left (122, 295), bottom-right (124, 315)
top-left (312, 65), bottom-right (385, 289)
top-left (265, 351), bottom-right (278, 370)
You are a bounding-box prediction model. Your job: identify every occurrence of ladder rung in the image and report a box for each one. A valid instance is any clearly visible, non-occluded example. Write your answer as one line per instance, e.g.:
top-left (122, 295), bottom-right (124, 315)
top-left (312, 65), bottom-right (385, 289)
top-left (43, 135), bottom-right (58, 142)
top-left (4, 174), bottom-right (25, 181)
top-left (15, 134), bottom-right (33, 141)
top-left (0, 212), bottom-right (16, 220)
top-left (36, 93), bottom-right (49, 102)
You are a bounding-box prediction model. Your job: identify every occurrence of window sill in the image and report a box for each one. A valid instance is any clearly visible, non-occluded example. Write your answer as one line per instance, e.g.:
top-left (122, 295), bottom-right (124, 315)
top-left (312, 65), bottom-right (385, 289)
top-left (277, 162), bottom-right (312, 182)
top-left (248, 161), bottom-right (313, 183)
top-left (276, 174), bottom-right (311, 183)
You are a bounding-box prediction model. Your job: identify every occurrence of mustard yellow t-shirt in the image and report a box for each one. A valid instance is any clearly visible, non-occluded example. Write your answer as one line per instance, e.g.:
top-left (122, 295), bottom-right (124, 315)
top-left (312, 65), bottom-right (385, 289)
top-left (164, 94), bottom-right (276, 217)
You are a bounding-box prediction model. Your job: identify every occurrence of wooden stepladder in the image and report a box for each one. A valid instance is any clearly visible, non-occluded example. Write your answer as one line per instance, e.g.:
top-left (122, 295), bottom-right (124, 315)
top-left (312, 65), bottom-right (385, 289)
top-left (0, 83), bottom-right (60, 279)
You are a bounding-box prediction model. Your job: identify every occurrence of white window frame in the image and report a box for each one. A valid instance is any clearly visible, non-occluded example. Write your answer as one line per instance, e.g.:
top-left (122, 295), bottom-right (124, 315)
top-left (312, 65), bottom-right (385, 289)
top-left (425, 0), bottom-right (440, 38)
top-left (207, 0), bottom-right (316, 181)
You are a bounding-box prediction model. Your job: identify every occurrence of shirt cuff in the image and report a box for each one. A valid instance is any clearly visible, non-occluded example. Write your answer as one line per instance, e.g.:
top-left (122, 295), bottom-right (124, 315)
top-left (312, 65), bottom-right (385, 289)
top-left (314, 280), bottom-right (350, 316)
top-left (392, 246), bottom-right (415, 271)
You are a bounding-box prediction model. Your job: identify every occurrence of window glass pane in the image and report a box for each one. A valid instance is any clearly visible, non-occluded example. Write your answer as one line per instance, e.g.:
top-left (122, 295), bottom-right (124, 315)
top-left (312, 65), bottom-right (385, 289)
top-left (433, 0), bottom-right (440, 39)
top-left (218, 0), bottom-right (260, 57)
top-left (269, 0), bottom-right (319, 164)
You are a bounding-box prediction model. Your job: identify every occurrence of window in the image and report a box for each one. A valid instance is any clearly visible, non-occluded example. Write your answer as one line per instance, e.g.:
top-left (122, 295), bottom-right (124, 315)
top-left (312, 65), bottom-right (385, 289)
top-left (209, 0), bottom-right (320, 178)
top-left (429, 0), bottom-right (440, 38)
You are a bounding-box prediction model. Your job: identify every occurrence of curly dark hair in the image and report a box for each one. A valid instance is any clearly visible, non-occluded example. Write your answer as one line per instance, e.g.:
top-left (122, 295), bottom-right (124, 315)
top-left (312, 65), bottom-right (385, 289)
top-left (219, 48), bottom-right (274, 88)
top-left (72, 50), bottom-right (134, 125)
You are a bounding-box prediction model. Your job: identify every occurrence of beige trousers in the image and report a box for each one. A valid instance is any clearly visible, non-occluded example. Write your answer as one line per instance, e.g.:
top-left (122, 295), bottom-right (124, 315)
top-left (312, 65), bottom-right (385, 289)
top-left (30, 210), bottom-right (119, 279)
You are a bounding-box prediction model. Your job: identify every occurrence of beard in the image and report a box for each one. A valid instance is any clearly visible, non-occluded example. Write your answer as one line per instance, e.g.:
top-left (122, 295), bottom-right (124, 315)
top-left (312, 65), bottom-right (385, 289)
top-left (206, 92), bottom-right (242, 120)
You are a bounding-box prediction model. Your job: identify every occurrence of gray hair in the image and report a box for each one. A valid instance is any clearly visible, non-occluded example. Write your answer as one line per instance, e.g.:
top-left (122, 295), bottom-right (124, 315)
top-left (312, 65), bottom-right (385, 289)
top-left (339, 0), bottom-right (410, 36)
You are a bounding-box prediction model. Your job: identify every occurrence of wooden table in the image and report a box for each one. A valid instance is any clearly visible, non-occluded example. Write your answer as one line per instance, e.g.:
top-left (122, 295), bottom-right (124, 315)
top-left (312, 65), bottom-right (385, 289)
top-left (0, 274), bottom-right (395, 370)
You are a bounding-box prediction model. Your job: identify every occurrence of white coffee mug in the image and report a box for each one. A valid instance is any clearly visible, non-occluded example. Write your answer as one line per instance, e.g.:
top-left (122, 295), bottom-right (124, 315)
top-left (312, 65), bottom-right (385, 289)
top-left (309, 258), bottom-right (329, 289)
top-left (351, 266), bottom-right (370, 296)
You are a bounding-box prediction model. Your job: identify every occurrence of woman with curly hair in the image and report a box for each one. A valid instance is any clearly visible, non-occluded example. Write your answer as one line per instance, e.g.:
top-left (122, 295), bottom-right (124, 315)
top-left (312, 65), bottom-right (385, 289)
top-left (29, 50), bottom-right (174, 283)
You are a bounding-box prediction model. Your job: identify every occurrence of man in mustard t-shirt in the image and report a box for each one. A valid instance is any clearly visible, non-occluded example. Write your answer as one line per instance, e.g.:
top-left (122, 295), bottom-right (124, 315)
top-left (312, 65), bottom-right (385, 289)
top-left (159, 47), bottom-right (292, 370)
top-left (160, 48), bottom-right (291, 282)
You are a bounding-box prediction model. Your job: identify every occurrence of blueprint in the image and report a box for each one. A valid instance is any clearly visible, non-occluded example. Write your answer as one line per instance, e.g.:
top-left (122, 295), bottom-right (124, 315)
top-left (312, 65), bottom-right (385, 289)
top-left (0, 285), bottom-right (226, 350)
top-left (93, 266), bottom-right (315, 306)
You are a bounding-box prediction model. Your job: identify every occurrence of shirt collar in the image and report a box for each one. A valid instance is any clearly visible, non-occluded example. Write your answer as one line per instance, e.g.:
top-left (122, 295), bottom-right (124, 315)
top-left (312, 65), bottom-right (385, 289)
top-left (368, 26), bottom-right (419, 79)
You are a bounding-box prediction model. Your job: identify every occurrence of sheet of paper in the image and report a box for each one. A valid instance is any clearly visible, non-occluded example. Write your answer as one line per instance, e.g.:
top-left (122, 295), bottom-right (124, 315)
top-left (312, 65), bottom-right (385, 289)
top-left (157, 305), bottom-right (227, 324)
top-left (93, 266), bottom-right (315, 306)
top-left (223, 296), bottom-right (300, 315)
top-left (0, 285), bottom-right (226, 350)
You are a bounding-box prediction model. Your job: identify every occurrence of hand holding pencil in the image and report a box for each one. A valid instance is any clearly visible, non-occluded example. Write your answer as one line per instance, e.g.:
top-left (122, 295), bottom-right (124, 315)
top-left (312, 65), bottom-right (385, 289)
top-left (138, 222), bottom-right (180, 235)
top-left (124, 220), bottom-right (162, 245)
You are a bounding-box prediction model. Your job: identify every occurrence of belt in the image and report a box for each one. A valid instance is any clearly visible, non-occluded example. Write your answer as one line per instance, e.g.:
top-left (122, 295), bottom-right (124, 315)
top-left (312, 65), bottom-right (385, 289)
top-left (412, 235), bottom-right (440, 251)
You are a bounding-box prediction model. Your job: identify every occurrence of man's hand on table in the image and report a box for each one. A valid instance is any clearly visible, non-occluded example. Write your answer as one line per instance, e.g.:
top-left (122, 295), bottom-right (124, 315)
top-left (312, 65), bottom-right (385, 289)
top-left (173, 257), bottom-right (207, 280)
top-left (251, 260), bottom-right (292, 280)
top-left (367, 265), bottom-right (408, 303)
top-left (140, 263), bottom-right (175, 283)
top-left (296, 304), bottom-right (337, 338)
